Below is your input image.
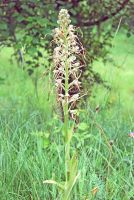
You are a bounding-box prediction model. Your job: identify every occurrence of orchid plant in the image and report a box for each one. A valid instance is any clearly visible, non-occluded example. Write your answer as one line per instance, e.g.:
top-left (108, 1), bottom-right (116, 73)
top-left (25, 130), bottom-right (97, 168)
top-left (44, 9), bottom-right (85, 200)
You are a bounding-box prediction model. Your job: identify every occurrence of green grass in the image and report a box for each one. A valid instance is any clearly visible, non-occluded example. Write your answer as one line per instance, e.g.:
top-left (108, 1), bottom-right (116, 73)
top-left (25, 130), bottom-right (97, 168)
top-left (0, 33), bottom-right (134, 200)
top-left (93, 32), bottom-right (134, 114)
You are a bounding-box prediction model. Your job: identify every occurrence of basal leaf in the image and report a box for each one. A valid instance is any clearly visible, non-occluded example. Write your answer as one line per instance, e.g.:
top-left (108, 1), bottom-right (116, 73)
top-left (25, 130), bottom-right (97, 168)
top-left (43, 179), bottom-right (64, 190)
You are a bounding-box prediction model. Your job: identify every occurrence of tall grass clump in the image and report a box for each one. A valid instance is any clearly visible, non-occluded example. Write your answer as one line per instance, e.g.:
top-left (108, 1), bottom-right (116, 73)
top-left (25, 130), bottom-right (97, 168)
top-left (43, 9), bottom-right (85, 200)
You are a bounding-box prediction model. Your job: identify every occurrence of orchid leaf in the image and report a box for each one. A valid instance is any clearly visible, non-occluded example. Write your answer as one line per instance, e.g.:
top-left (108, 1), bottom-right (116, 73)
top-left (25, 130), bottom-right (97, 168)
top-left (43, 180), bottom-right (64, 190)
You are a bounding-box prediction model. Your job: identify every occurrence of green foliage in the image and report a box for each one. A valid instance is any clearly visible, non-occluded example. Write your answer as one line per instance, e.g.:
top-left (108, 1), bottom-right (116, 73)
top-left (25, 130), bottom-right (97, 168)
top-left (0, 0), bottom-right (133, 96)
top-left (0, 45), bottom-right (134, 199)
top-left (0, 33), bottom-right (134, 199)
top-left (0, 2), bottom-right (134, 199)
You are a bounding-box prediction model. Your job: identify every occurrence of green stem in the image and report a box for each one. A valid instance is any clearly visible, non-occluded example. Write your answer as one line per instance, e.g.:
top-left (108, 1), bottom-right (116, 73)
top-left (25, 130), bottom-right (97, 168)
top-left (63, 27), bottom-right (71, 200)
top-left (61, 26), bottom-right (70, 185)
top-left (64, 58), bottom-right (70, 183)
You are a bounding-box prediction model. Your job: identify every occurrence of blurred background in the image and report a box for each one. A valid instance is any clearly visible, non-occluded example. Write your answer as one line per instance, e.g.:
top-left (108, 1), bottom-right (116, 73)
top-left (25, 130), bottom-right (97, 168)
top-left (0, 0), bottom-right (134, 112)
top-left (0, 1), bottom-right (134, 199)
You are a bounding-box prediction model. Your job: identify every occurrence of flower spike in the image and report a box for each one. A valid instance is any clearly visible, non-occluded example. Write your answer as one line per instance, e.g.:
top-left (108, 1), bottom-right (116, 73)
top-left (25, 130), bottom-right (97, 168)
top-left (53, 9), bottom-right (85, 122)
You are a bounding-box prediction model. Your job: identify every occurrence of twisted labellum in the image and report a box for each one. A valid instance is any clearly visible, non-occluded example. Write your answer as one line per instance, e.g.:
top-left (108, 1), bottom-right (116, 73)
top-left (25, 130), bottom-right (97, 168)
top-left (53, 9), bottom-right (85, 122)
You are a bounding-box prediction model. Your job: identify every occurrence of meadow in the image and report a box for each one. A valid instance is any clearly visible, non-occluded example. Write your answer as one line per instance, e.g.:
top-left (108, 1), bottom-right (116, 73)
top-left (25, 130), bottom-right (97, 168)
top-left (0, 32), bottom-right (134, 199)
